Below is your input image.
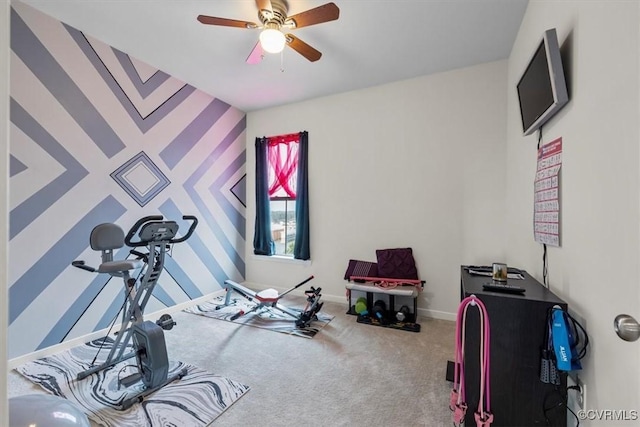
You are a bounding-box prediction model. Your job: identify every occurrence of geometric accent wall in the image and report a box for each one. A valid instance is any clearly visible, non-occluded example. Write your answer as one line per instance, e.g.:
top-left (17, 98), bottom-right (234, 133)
top-left (110, 151), bottom-right (171, 206)
top-left (8, 2), bottom-right (246, 359)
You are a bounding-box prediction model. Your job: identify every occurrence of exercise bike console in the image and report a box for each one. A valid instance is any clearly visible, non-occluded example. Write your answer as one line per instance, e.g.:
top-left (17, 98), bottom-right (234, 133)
top-left (125, 215), bottom-right (198, 247)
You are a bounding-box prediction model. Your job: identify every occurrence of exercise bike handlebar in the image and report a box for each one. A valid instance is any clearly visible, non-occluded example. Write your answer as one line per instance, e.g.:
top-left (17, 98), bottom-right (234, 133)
top-left (124, 215), bottom-right (198, 247)
top-left (169, 215), bottom-right (198, 244)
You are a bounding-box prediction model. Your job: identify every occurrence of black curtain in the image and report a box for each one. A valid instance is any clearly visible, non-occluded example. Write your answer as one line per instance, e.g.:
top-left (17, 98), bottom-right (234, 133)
top-left (253, 137), bottom-right (274, 255)
top-left (293, 131), bottom-right (310, 260)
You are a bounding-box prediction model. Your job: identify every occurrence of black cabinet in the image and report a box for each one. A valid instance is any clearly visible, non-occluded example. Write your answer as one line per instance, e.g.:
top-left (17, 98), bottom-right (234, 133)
top-left (460, 266), bottom-right (567, 426)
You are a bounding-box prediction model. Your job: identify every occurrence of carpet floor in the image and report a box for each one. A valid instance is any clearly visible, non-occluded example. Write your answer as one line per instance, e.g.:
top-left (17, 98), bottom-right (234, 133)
top-left (9, 295), bottom-right (456, 426)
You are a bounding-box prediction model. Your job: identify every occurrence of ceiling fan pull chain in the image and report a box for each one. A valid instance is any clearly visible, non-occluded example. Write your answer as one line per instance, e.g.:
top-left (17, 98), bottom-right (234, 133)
top-left (280, 49), bottom-right (285, 72)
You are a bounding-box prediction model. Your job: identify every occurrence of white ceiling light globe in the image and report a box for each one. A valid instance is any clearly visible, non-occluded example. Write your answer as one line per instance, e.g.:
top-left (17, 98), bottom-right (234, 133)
top-left (260, 28), bottom-right (286, 54)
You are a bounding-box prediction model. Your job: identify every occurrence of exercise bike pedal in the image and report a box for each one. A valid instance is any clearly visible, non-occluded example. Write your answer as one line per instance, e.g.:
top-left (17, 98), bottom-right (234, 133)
top-left (156, 314), bottom-right (176, 331)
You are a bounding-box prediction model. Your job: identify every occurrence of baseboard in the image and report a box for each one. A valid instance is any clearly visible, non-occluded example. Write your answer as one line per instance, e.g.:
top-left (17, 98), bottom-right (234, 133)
top-left (417, 307), bottom-right (456, 322)
top-left (8, 289), bottom-right (227, 370)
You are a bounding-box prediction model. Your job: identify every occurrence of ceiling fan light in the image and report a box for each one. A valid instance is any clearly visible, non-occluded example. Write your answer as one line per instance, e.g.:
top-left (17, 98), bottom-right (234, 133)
top-left (259, 28), bottom-right (286, 53)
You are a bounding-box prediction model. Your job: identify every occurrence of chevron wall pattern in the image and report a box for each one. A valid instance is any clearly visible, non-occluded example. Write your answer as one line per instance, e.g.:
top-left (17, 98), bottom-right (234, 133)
top-left (9, 2), bottom-right (247, 359)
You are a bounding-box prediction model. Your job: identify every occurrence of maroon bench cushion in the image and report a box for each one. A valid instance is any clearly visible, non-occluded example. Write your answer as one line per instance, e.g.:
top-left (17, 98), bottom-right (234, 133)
top-left (344, 259), bottom-right (378, 281)
top-left (375, 247), bottom-right (418, 280)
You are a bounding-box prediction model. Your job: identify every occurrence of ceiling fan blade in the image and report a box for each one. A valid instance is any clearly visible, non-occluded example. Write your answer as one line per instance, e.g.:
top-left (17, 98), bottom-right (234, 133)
top-left (286, 34), bottom-right (322, 62)
top-left (255, 0), bottom-right (273, 14)
top-left (246, 41), bottom-right (264, 64)
top-left (197, 15), bottom-right (259, 29)
top-left (285, 2), bottom-right (340, 29)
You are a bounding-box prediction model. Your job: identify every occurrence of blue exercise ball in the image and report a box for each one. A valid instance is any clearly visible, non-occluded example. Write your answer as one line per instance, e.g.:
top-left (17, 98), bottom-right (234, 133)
top-left (9, 394), bottom-right (90, 427)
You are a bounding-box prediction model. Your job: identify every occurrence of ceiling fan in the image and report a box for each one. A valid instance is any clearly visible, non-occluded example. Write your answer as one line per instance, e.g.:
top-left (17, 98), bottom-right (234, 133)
top-left (197, 0), bottom-right (340, 63)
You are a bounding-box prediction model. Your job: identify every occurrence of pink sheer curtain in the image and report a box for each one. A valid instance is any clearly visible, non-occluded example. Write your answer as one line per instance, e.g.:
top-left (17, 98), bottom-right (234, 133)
top-left (267, 133), bottom-right (300, 198)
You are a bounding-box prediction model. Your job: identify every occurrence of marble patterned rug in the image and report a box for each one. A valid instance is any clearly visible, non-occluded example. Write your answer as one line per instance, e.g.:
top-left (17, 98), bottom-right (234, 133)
top-left (184, 294), bottom-right (333, 338)
top-left (15, 338), bottom-right (250, 427)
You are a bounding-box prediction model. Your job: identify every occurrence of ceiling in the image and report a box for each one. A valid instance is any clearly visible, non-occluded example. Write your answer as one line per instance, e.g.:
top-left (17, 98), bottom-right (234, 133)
top-left (19, 0), bottom-right (529, 112)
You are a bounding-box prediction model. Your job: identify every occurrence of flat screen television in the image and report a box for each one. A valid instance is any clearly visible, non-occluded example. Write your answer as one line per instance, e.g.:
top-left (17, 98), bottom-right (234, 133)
top-left (517, 28), bottom-right (568, 136)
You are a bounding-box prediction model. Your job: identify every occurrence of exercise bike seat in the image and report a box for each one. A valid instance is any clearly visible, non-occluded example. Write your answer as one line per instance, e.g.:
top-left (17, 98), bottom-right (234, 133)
top-left (97, 259), bottom-right (143, 274)
top-left (90, 223), bottom-right (144, 273)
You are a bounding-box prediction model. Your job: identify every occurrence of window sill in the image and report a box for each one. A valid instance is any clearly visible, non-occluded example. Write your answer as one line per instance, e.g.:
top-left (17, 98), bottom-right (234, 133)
top-left (251, 254), bottom-right (312, 266)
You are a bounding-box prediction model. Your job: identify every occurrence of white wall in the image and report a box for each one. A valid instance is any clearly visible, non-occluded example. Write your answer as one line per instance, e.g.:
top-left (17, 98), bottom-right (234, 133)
top-left (246, 60), bottom-right (509, 319)
top-left (1, 0), bottom-right (9, 424)
top-left (506, 0), bottom-right (640, 421)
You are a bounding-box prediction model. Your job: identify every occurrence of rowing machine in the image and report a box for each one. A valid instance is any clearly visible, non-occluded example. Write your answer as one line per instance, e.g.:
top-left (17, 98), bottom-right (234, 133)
top-left (218, 276), bottom-right (324, 328)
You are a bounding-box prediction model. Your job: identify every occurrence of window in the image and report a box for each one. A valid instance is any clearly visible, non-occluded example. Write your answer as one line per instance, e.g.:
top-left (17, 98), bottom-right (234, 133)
top-left (254, 132), bottom-right (310, 260)
top-left (270, 198), bottom-right (296, 255)
top-left (267, 133), bottom-right (299, 256)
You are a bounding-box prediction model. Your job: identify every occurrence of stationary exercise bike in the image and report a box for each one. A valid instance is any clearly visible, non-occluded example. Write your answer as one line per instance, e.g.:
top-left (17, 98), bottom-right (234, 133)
top-left (72, 215), bottom-right (198, 410)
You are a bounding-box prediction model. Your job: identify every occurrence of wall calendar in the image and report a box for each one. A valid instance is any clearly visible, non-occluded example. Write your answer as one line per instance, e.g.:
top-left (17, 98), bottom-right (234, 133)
top-left (533, 137), bottom-right (562, 247)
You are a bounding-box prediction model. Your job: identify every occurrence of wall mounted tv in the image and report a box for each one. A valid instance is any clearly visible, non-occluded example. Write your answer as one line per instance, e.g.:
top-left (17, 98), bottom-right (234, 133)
top-left (517, 28), bottom-right (568, 136)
